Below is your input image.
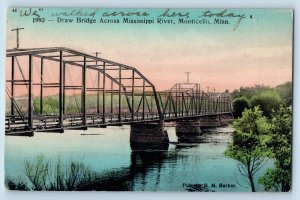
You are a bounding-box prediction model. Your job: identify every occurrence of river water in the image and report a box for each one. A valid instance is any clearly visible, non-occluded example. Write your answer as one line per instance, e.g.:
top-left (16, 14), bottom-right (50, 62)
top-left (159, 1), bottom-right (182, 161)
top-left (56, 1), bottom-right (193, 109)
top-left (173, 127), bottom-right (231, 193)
top-left (5, 126), bottom-right (272, 191)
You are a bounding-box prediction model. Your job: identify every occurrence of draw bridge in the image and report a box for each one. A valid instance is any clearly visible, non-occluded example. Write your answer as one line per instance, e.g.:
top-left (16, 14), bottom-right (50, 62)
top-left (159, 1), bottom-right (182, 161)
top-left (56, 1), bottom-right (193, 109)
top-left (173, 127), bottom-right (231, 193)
top-left (5, 47), bottom-right (233, 149)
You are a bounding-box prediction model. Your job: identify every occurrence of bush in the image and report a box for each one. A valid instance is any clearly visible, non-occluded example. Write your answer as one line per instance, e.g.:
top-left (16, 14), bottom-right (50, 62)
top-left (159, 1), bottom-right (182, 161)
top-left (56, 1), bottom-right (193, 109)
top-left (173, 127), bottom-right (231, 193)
top-left (250, 91), bottom-right (282, 118)
top-left (232, 97), bottom-right (250, 118)
top-left (275, 82), bottom-right (292, 106)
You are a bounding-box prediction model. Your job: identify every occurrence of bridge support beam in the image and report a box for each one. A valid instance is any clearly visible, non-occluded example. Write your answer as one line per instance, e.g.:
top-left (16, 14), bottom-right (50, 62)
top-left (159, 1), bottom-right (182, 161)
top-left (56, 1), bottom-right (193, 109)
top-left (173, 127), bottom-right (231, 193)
top-left (130, 121), bottom-right (169, 150)
top-left (175, 120), bottom-right (202, 139)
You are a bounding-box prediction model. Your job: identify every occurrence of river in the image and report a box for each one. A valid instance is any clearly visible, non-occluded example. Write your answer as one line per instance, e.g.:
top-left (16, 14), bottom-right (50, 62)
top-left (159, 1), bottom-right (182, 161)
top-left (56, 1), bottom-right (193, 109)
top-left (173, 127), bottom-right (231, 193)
top-left (5, 126), bottom-right (272, 191)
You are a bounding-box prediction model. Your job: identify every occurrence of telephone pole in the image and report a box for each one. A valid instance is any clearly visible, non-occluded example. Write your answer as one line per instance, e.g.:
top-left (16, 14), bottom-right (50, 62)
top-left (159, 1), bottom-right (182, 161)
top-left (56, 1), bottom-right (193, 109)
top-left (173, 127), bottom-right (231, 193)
top-left (185, 72), bottom-right (191, 83)
top-left (94, 52), bottom-right (101, 58)
top-left (11, 27), bottom-right (24, 49)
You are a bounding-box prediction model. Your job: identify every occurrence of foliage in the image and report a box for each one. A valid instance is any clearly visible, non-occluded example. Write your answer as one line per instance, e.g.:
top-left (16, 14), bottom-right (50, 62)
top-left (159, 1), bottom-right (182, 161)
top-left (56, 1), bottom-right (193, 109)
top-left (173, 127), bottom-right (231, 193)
top-left (259, 106), bottom-right (292, 192)
top-left (6, 155), bottom-right (132, 191)
top-left (230, 82), bottom-right (292, 116)
top-left (232, 97), bottom-right (250, 118)
top-left (22, 155), bottom-right (97, 191)
top-left (250, 91), bottom-right (282, 118)
top-left (24, 155), bottom-right (49, 190)
top-left (5, 177), bottom-right (28, 190)
top-left (231, 84), bottom-right (272, 100)
top-left (225, 107), bottom-right (271, 192)
top-left (275, 82), bottom-right (292, 106)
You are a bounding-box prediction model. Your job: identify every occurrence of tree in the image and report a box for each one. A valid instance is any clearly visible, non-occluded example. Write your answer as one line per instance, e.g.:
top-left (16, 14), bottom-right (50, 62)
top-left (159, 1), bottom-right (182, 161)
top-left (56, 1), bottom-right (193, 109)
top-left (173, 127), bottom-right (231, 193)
top-left (259, 106), bottom-right (292, 192)
top-left (231, 85), bottom-right (271, 100)
top-left (232, 97), bottom-right (250, 118)
top-left (275, 82), bottom-right (292, 106)
top-left (250, 91), bottom-right (282, 118)
top-left (225, 107), bottom-right (270, 192)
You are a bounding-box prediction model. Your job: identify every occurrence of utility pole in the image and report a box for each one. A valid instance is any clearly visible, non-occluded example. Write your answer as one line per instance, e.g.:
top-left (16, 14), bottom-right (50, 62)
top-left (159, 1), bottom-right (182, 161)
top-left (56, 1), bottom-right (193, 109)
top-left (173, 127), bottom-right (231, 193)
top-left (185, 72), bottom-right (191, 83)
top-left (11, 27), bottom-right (24, 49)
top-left (95, 52), bottom-right (101, 58)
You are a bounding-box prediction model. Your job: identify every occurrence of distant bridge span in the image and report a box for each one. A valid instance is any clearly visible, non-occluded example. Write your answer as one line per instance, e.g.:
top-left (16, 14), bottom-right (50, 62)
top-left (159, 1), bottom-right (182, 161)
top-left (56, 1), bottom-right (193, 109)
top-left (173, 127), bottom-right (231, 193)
top-left (5, 47), bottom-right (233, 138)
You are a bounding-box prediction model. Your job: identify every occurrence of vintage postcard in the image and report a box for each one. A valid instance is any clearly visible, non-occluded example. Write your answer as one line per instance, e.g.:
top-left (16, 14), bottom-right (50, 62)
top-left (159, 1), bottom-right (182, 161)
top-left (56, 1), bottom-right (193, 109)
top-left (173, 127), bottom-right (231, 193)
top-left (4, 8), bottom-right (293, 192)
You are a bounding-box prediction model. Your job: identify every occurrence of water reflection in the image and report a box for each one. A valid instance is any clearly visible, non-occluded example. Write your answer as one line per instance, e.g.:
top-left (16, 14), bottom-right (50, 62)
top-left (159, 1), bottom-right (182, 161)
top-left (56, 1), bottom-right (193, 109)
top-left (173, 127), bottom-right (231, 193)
top-left (79, 131), bottom-right (219, 191)
top-left (7, 126), bottom-right (266, 191)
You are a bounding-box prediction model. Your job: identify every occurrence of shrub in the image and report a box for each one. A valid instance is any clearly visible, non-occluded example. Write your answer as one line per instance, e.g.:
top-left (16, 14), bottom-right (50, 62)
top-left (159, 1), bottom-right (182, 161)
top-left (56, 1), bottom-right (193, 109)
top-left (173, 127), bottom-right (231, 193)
top-left (232, 97), bottom-right (250, 118)
top-left (250, 91), bottom-right (282, 118)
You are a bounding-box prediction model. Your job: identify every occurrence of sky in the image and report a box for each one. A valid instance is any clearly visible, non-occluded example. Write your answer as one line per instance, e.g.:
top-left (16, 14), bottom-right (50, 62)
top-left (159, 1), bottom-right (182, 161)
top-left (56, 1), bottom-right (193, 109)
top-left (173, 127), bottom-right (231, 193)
top-left (6, 8), bottom-right (293, 92)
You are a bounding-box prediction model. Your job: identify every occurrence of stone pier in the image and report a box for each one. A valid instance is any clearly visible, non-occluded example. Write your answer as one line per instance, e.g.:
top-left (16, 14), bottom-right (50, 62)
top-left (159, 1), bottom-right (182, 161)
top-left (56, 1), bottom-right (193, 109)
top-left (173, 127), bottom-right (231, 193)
top-left (175, 120), bottom-right (202, 139)
top-left (130, 121), bottom-right (169, 150)
top-left (199, 115), bottom-right (221, 128)
top-left (199, 114), bottom-right (234, 128)
top-left (219, 113), bottom-right (234, 126)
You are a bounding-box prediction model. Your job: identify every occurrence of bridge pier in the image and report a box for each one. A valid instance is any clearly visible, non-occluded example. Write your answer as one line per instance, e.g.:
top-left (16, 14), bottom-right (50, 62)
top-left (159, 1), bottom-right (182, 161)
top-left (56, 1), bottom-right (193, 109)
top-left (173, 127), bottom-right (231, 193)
top-left (199, 114), bottom-right (234, 128)
top-left (176, 120), bottom-right (202, 139)
top-left (219, 113), bottom-right (234, 126)
top-left (199, 115), bottom-right (221, 128)
top-left (130, 121), bottom-right (169, 150)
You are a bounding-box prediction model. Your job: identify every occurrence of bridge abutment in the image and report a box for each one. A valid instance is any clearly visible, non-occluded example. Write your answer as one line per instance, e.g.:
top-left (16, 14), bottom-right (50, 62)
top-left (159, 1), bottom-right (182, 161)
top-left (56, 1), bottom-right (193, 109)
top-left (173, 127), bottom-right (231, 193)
top-left (130, 121), bottom-right (169, 150)
top-left (175, 120), bottom-right (202, 139)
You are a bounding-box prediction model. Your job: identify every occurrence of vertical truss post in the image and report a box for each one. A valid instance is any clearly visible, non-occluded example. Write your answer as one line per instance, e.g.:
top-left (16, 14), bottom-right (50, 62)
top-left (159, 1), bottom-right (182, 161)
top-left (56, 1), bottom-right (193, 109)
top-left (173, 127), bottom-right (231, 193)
top-left (150, 96), bottom-right (153, 113)
top-left (28, 54), bottom-right (33, 132)
top-left (59, 51), bottom-right (64, 128)
top-left (195, 84), bottom-right (198, 115)
top-left (198, 84), bottom-right (201, 114)
top-left (102, 62), bottom-right (106, 123)
top-left (11, 56), bottom-right (15, 116)
top-left (191, 93), bottom-right (193, 116)
top-left (142, 80), bottom-right (145, 120)
top-left (97, 70), bottom-right (100, 114)
top-left (152, 86), bottom-right (163, 120)
top-left (216, 97), bottom-right (218, 113)
top-left (199, 93), bottom-right (203, 114)
top-left (62, 62), bottom-right (66, 114)
top-left (118, 66), bottom-right (122, 122)
top-left (181, 92), bottom-right (184, 116)
top-left (175, 85), bottom-right (178, 116)
top-left (40, 57), bottom-right (43, 115)
top-left (110, 80), bottom-right (113, 114)
top-left (82, 56), bottom-right (86, 126)
top-left (173, 93), bottom-right (177, 118)
top-left (131, 70), bottom-right (135, 121)
top-left (168, 93), bottom-right (171, 117)
top-left (223, 96), bottom-right (225, 112)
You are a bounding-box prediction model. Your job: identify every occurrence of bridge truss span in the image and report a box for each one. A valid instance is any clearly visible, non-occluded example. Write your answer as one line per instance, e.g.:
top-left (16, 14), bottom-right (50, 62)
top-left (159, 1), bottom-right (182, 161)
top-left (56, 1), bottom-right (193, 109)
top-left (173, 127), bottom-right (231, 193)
top-left (5, 47), bottom-right (232, 136)
top-left (157, 83), bottom-right (232, 121)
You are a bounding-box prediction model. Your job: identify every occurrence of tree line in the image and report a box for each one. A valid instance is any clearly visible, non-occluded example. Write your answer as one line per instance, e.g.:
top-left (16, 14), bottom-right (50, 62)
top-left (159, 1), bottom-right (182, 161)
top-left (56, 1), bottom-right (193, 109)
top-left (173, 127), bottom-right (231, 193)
top-left (226, 81), bottom-right (292, 192)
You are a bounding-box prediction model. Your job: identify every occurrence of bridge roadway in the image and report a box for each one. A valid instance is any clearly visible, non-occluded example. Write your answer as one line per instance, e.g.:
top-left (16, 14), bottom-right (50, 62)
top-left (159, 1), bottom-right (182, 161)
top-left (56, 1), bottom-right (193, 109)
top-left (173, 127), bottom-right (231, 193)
top-left (5, 47), bottom-right (233, 146)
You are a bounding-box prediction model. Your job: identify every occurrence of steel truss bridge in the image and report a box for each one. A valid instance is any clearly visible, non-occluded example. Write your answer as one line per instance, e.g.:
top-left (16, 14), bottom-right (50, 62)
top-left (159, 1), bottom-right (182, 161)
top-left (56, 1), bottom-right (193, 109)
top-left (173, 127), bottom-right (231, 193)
top-left (5, 47), bottom-right (232, 136)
